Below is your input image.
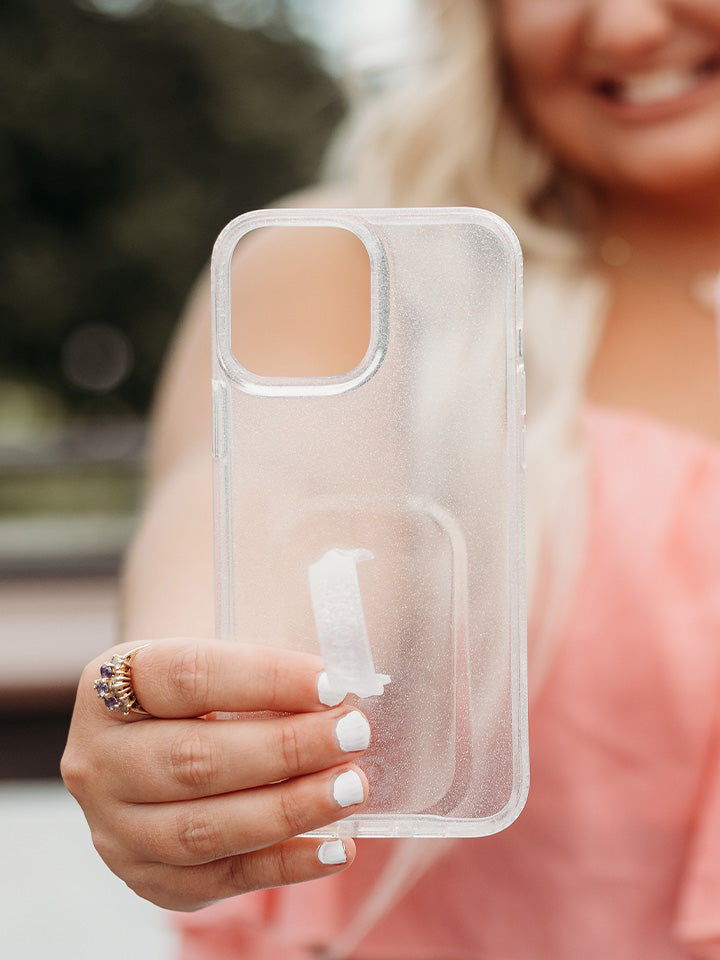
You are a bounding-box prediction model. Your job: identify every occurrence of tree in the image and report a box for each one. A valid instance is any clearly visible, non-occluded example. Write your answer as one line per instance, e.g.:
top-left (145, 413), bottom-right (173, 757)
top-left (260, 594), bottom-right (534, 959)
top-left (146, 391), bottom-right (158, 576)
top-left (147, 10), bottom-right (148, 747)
top-left (0, 0), bottom-right (344, 416)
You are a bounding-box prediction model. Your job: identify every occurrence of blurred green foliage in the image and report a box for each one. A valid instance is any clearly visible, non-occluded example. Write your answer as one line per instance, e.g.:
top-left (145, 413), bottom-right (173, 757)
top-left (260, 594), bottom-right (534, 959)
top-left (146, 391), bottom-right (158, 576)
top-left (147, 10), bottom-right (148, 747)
top-left (0, 0), bottom-right (344, 418)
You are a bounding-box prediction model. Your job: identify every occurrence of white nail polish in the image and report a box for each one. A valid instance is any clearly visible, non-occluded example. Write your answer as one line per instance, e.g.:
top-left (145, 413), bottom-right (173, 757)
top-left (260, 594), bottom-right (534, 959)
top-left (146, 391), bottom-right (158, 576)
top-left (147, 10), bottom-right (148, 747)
top-left (335, 711), bottom-right (370, 752)
top-left (333, 769), bottom-right (365, 808)
top-left (318, 671), bottom-right (346, 707)
top-left (317, 839), bottom-right (347, 865)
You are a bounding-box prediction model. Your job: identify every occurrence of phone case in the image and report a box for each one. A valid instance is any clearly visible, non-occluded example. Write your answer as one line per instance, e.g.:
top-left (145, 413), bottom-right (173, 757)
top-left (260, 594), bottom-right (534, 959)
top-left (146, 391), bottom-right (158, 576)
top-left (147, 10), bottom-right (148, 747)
top-left (211, 207), bottom-right (528, 837)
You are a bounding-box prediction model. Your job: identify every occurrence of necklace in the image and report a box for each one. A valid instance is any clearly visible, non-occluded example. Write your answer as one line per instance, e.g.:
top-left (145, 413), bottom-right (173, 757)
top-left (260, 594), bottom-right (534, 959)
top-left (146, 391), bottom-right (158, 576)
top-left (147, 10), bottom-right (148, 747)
top-left (598, 235), bottom-right (720, 315)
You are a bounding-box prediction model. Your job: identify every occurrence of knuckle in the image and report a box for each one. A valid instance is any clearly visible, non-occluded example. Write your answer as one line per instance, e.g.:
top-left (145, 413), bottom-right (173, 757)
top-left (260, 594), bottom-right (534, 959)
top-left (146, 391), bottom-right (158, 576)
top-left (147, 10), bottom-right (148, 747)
top-left (60, 744), bottom-right (93, 797)
top-left (125, 872), bottom-right (162, 906)
top-left (174, 809), bottom-right (225, 863)
top-left (277, 721), bottom-right (304, 777)
top-left (168, 643), bottom-right (213, 709)
top-left (225, 853), bottom-right (253, 894)
top-left (266, 653), bottom-right (283, 704)
top-left (126, 867), bottom-right (188, 911)
top-left (224, 846), bottom-right (298, 896)
top-left (268, 844), bottom-right (296, 887)
top-left (277, 785), bottom-right (308, 838)
top-left (169, 727), bottom-right (216, 792)
top-left (255, 648), bottom-right (283, 707)
top-left (90, 827), bottom-right (120, 868)
top-left (124, 869), bottom-right (167, 907)
top-left (95, 845), bottom-right (196, 913)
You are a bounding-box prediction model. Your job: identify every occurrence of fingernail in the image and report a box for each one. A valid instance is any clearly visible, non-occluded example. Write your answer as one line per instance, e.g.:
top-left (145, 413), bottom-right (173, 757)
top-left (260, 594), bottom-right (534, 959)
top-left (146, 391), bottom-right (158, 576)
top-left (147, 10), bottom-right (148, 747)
top-left (318, 671), bottom-right (346, 707)
top-left (333, 769), bottom-right (365, 808)
top-left (335, 711), bottom-right (370, 752)
top-left (317, 839), bottom-right (347, 865)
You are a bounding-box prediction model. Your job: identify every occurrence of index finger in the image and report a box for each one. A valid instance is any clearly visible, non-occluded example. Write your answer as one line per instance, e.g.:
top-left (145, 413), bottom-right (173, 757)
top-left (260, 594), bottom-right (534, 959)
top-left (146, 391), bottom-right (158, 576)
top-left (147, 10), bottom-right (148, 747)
top-left (116, 639), bottom-right (330, 719)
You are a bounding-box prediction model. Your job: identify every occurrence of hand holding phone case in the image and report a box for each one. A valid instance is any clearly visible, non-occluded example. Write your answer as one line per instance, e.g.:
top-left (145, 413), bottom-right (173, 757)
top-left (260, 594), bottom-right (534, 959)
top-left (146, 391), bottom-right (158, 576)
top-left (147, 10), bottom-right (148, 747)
top-left (211, 207), bottom-right (527, 837)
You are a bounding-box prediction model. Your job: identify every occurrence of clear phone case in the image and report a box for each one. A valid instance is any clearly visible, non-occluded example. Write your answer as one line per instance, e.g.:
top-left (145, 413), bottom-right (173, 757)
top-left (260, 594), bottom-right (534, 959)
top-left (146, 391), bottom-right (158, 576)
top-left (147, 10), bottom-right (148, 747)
top-left (211, 207), bottom-right (528, 837)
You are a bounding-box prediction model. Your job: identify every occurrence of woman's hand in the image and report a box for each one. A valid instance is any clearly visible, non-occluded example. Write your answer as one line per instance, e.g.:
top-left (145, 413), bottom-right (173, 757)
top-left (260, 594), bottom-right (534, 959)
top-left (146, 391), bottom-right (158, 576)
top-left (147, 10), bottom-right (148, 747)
top-left (61, 638), bottom-right (369, 911)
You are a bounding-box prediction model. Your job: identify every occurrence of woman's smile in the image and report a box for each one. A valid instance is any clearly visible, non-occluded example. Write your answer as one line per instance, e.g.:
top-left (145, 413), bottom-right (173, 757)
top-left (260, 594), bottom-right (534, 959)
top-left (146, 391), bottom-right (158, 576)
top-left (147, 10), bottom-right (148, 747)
top-left (499, 0), bottom-right (720, 197)
top-left (592, 52), bottom-right (720, 119)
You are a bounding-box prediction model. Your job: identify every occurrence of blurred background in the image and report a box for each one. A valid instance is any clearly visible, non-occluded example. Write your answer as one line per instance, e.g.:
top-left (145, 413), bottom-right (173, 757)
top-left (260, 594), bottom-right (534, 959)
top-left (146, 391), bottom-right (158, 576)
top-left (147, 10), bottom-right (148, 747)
top-left (0, 1), bottom-right (413, 954)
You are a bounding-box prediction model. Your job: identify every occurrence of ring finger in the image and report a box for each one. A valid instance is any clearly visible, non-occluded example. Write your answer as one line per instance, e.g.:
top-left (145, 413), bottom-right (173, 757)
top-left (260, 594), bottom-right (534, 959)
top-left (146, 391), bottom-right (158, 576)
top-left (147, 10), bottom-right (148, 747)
top-left (111, 708), bottom-right (372, 802)
top-left (121, 763), bottom-right (369, 866)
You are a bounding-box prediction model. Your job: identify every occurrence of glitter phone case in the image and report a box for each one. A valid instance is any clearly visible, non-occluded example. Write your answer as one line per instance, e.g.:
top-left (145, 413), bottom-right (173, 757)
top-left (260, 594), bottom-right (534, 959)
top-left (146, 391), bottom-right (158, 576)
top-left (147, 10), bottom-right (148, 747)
top-left (211, 207), bottom-right (528, 838)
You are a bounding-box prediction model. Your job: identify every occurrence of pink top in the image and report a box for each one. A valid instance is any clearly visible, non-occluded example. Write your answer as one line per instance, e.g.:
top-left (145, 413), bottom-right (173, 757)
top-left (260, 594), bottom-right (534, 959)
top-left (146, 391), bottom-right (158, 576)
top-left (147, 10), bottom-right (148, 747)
top-left (176, 406), bottom-right (720, 959)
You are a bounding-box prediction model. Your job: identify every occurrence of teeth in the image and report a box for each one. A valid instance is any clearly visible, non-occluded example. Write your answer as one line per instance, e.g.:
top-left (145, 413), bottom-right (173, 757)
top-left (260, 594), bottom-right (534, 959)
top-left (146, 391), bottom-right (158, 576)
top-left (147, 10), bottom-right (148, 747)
top-left (617, 69), bottom-right (701, 105)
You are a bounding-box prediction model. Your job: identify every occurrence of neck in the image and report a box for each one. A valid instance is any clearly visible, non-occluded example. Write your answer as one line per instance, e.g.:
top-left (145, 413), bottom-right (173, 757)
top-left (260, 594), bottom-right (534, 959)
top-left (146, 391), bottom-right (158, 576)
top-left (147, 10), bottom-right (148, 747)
top-left (595, 187), bottom-right (720, 274)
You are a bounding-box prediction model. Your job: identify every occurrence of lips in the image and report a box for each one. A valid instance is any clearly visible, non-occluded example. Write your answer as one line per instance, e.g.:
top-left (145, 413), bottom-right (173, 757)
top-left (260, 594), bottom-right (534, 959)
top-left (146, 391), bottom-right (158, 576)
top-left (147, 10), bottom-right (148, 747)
top-left (595, 55), bottom-right (720, 107)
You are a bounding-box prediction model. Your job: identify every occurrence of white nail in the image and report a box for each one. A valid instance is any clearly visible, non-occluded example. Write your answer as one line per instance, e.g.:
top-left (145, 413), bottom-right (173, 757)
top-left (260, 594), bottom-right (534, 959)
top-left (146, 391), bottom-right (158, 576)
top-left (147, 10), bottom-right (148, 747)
top-left (318, 671), bottom-right (346, 707)
top-left (333, 770), bottom-right (365, 808)
top-left (317, 839), bottom-right (347, 865)
top-left (335, 711), bottom-right (370, 752)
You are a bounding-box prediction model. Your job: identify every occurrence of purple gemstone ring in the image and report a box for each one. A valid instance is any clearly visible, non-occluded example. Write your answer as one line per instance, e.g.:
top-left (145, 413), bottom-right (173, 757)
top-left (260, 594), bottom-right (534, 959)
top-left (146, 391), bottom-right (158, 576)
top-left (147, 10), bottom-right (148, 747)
top-left (93, 645), bottom-right (151, 717)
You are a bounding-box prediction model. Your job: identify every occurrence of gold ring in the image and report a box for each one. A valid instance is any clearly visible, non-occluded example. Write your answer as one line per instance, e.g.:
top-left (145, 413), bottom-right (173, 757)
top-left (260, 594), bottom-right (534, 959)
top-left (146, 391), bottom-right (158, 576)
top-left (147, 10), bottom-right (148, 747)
top-left (93, 645), bottom-right (150, 716)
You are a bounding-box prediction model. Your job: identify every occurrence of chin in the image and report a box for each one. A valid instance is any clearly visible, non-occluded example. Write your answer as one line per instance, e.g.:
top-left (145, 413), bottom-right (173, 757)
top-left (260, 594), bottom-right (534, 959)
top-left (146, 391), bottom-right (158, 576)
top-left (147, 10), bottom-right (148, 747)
top-left (600, 152), bottom-right (720, 201)
top-left (544, 129), bottom-right (720, 204)
top-left (528, 96), bottom-right (720, 205)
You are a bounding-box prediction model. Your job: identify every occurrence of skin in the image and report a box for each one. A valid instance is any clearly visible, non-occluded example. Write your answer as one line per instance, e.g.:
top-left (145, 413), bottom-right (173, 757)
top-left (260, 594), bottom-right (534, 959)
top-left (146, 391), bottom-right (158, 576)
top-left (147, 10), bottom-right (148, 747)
top-left (64, 640), bottom-right (369, 910)
top-left (63, 0), bottom-right (720, 914)
top-left (499, 0), bottom-right (720, 440)
top-left (500, 0), bottom-right (720, 198)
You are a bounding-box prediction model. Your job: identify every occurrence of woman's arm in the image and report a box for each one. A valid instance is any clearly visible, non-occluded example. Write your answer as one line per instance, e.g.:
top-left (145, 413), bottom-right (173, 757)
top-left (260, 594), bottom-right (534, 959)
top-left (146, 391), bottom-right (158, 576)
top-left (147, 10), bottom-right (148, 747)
top-left (123, 222), bottom-right (370, 639)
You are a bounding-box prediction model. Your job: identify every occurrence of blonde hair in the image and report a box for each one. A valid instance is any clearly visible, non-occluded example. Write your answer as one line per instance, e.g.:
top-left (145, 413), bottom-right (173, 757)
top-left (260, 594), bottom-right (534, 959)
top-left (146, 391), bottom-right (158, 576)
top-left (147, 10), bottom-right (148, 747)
top-left (326, 0), bottom-right (582, 252)
top-left (325, 0), bottom-right (608, 687)
top-left (319, 7), bottom-right (608, 954)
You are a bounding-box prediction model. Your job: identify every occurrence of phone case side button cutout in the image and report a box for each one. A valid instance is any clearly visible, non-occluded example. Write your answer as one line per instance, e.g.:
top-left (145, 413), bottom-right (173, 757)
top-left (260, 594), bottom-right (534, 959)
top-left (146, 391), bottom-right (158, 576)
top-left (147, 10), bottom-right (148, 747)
top-left (212, 380), bottom-right (228, 460)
